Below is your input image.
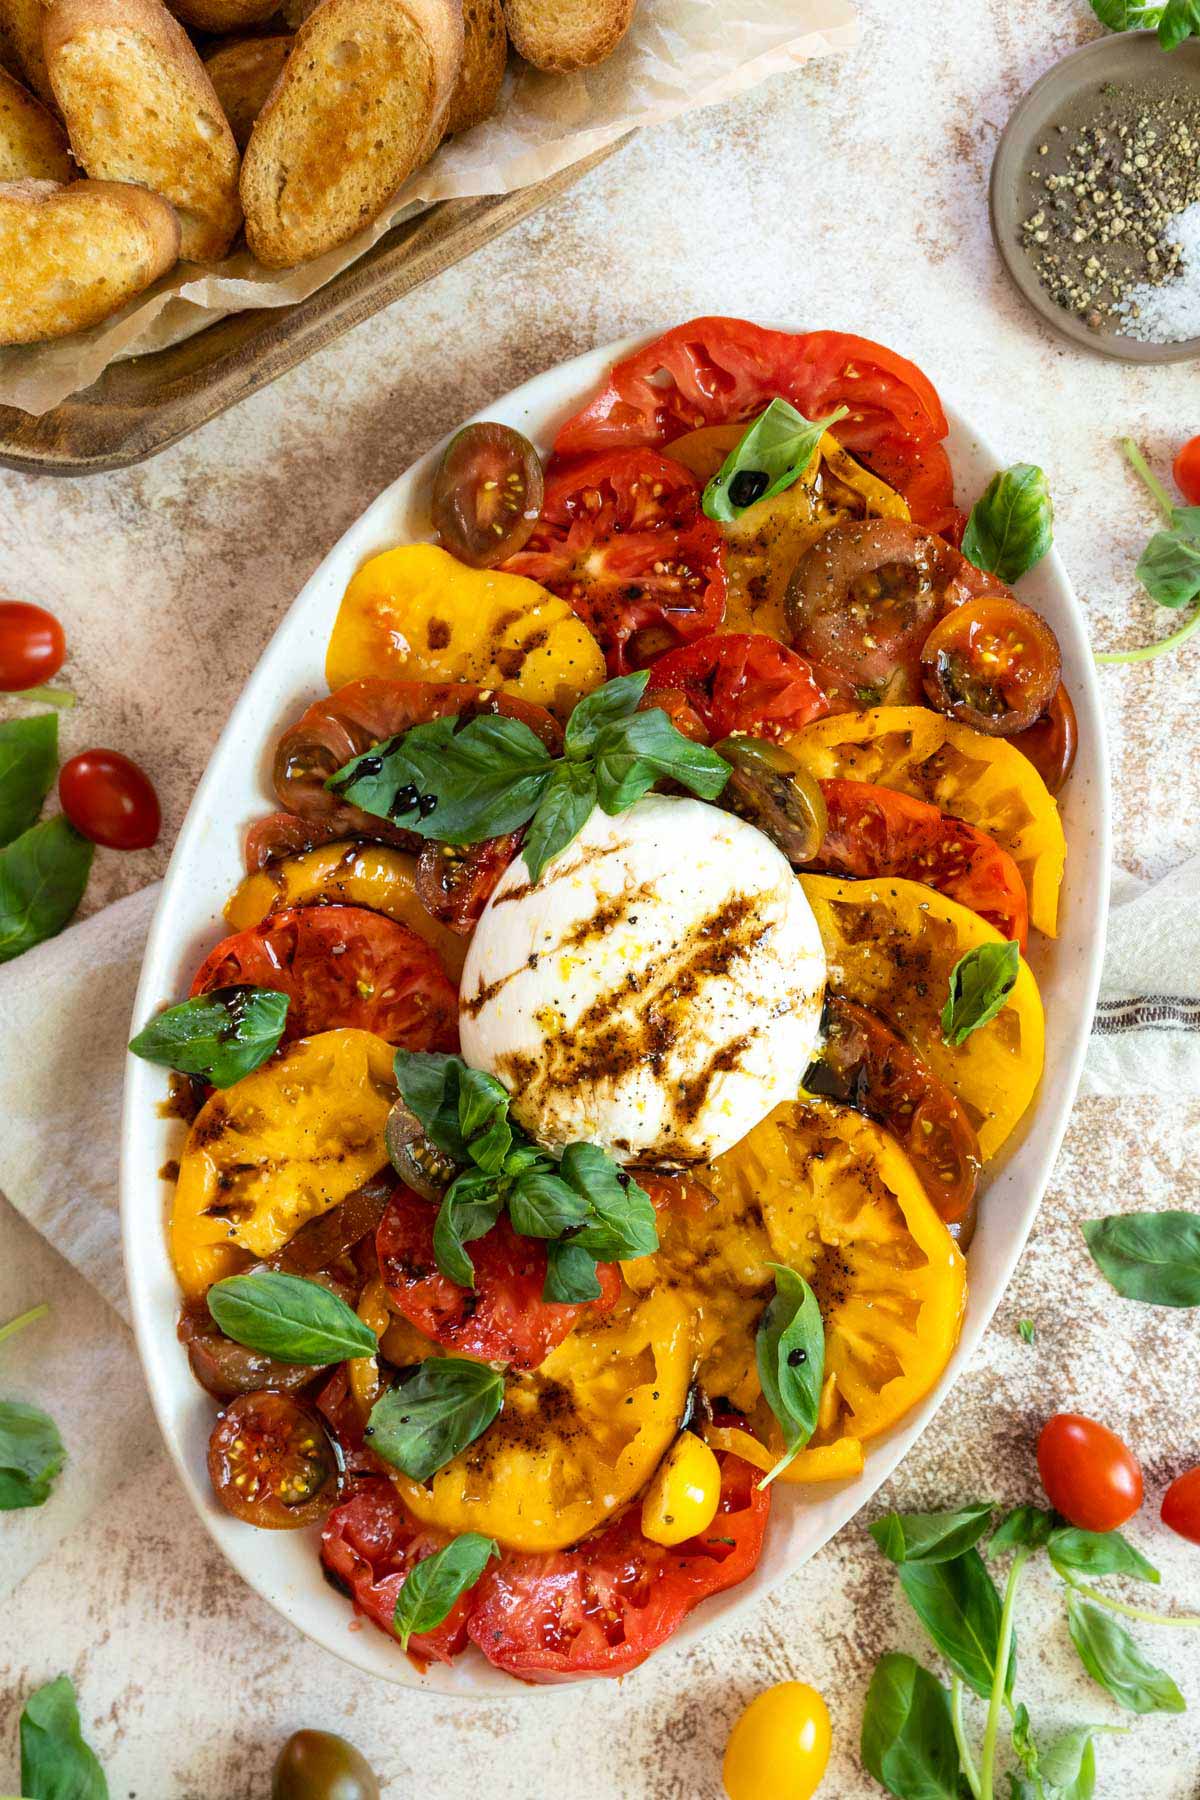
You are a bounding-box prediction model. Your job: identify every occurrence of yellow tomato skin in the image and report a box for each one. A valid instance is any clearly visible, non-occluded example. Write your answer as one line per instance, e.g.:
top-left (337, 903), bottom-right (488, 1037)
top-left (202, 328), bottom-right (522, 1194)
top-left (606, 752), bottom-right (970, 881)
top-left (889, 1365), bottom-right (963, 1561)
top-left (723, 1683), bottom-right (832, 1800)
top-left (641, 1433), bottom-right (722, 1546)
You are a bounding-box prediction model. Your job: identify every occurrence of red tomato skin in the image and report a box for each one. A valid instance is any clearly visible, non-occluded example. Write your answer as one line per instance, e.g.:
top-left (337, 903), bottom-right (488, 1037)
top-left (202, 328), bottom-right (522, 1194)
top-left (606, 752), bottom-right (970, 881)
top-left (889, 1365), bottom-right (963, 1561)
top-left (58, 749), bottom-right (160, 850)
top-left (645, 632), bottom-right (829, 741)
top-left (1161, 1468), bottom-right (1200, 1545)
top-left (1173, 436), bottom-right (1200, 507)
top-left (0, 600), bottom-right (65, 690)
top-left (1037, 1414), bottom-right (1144, 1532)
top-left (321, 1477), bottom-right (470, 1665)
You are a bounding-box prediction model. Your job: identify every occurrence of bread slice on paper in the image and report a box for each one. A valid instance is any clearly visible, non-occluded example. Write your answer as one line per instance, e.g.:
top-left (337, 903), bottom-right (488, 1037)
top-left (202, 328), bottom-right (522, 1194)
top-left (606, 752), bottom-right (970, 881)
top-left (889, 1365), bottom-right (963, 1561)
top-left (0, 176), bottom-right (179, 342)
top-left (44, 0), bottom-right (241, 262)
top-left (205, 35), bottom-right (291, 152)
top-left (0, 66), bottom-right (72, 179)
top-left (240, 0), bottom-right (461, 269)
top-left (502, 0), bottom-right (635, 71)
top-left (444, 0), bottom-right (504, 139)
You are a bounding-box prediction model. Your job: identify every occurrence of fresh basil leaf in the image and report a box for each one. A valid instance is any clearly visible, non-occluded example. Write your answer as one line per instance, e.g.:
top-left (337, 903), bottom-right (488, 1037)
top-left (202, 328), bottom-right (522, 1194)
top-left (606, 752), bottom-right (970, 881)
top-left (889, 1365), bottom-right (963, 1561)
top-left (368, 1357), bottom-right (504, 1481)
top-left (702, 399), bottom-right (849, 525)
top-left (1135, 517), bottom-right (1200, 610)
top-left (0, 712), bottom-right (57, 848)
top-left (393, 1050), bottom-right (467, 1153)
top-left (591, 707), bottom-right (730, 814)
top-left (1158, 0), bottom-right (1200, 45)
top-left (962, 464), bottom-right (1054, 585)
top-left (206, 1271), bottom-right (376, 1363)
top-left (543, 1238), bottom-right (602, 1303)
top-left (870, 1503), bottom-right (994, 1565)
top-left (1048, 1527), bottom-right (1159, 1585)
top-left (432, 1172), bottom-right (504, 1288)
top-left (393, 1533), bottom-right (498, 1650)
top-left (1081, 1211), bottom-right (1200, 1307)
top-left (755, 1263), bottom-right (824, 1484)
top-left (1066, 1594), bottom-right (1185, 1713)
top-left (1039, 1724), bottom-right (1127, 1800)
top-left (563, 672), bottom-right (650, 755)
top-left (19, 1674), bottom-right (108, 1800)
top-left (128, 985), bottom-right (289, 1088)
top-left (860, 1653), bottom-right (962, 1800)
top-left (941, 940), bottom-right (1020, 1046)
top-left (0, 814), bottom-right (93, 964)
top-left (1088, 0), bottom-right (1163, 24)
top-left (990, 1505), bottom-right (1055, 1555)
top-left (456, 1064), bottom-right (511, 1145)
top-left (330, 713), bottom-right (555, 842)
top-left (508, 1168), bottom-right (590, 1239)
top-left (1018, 1318), bottom-right (1036, 1344)
top-left (0, 1399), bottom-right (65, 1510)
top-left (559, 1142), bottom-right (658, 1259)
top-left (898, 1549), bottom-right (1014, 1699)
top-left (522, 760), bottom-right (598, 885)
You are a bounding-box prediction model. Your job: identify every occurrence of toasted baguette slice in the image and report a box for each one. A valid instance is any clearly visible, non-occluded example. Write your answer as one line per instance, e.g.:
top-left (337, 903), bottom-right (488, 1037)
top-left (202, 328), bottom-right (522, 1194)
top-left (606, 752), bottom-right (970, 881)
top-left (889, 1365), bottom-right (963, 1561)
top-left (0, 0), bottom-right (54, 102)
top-left (502, 0), bottom-right (634, 71)
top-left (44, 0), bottom-right (241, 262)
top-left (240, 0), bottom-right (461, 269)
top-left (444, 0), bottom-right (503, 137)
top-left (169, 0), bottom-right (277, 37)
top-left (204, 35), bottom-right (291, 151)
top-left (0, 66), bottom-right (71, 177)
top-left (0, 175), bottom-right (178, 342)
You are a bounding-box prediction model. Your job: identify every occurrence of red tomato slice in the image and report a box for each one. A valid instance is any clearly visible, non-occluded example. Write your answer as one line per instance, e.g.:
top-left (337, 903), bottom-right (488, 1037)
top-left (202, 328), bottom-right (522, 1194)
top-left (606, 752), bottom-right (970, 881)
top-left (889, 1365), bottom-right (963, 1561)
top-left (467, 1441), bottom-right (770, 1683)
top-left (817, 779), bottom-right (1029, 948)
top-left (415, 830), bottom-right (524, 935)
top-left (376, 1189), bottom-right (621, 1371)
top-left (504, 449), bottom-right (727, 675)
top-left (243, 812), bottom-right (350, 872)
top-left (321, 1477), bottom-right (471, 1665)
top-left (190, 904), bottom-right (459, 1050)
top-left (644, 633), bottom-right (829, 741)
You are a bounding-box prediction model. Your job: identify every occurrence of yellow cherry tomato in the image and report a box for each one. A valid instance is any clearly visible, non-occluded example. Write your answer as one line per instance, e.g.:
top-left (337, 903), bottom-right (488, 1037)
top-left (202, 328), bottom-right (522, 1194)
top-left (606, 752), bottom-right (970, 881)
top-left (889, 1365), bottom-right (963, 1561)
top-left (723, 1682), bottom-right (832, 1800)
top-left (641, 1432), bottom-right (722, 1546)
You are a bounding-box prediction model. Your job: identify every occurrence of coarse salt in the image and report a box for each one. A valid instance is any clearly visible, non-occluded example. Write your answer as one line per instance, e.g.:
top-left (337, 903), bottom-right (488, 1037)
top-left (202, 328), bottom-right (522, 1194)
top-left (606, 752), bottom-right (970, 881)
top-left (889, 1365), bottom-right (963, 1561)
top-left (1117, 200), bottom-right (1200, 344)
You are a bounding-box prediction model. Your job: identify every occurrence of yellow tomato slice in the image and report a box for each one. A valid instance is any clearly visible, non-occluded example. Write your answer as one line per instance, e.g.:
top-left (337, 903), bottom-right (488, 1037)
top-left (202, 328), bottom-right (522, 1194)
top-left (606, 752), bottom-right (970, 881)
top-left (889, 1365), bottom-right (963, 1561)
top-left (784, 705), bottom-right (1066, 937)
top-left (706, 1099), bottom-right (966, 1446)
top-left (223, 841), bottom-right (467, 982)
top-left (391, 1287), bottom-right (692, 1553)
top-left (800, 872), bottom-right (1045, 1160)
top-left (665, 426), bottom-right (909, 641)
top-left (325, 543), bottom-right (605, 721)
top-left (170, 1029), bottom-right (395, 1299)
top-left (701, 1426), bottom-right (865, 1486)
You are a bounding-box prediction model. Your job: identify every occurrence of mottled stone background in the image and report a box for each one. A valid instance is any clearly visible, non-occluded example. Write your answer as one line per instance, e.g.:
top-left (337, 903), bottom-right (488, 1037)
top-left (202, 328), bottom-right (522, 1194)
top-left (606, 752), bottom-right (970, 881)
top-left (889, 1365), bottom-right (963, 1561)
top-left (2, 0), bottom-right (1199, 1793)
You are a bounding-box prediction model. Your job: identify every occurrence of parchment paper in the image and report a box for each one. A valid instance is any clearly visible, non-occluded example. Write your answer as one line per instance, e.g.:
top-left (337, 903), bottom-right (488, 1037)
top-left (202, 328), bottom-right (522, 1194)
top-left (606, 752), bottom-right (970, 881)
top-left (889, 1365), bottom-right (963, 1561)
top-left (0, 0), bottom-right (858, 417)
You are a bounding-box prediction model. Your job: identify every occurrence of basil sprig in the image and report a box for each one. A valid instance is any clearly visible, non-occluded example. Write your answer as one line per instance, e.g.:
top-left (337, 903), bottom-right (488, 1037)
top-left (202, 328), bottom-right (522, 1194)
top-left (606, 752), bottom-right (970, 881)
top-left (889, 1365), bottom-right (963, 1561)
top-left (1081, 1210), bottom-right (1200, 1307)
top-left (393, 1533), bottom-right (498, 1649)
top-left (754, 1263), bottom-right (824, 1487)
top-left (368, 1357), bottom-right (504, 1482)
top-left (961, 464), bottom-right (1054, 585)
top-left (1067, 1595), bottom-right (1186, 1714)
top-left (129, 984), bottom-right (289, 1088)
top-left (0, 812), bottom-right (93, 964)
top-left (1089, 0), bottom-right (1199, 48)
top-left (860, 1653), bottom-right (962, 1800)
top-left (1098, 441), bottom-right (1200, 664)
top-left (0, 712), bottom-right (57, 847)
top-left (19, 1674), bottom-right (108, 1800)
top-left (702, 398), bottom-right (849, 524)
top-left (940, 940), bottom-right (1019, 1046)
top-left (870, 1503), bottom-right (995, 1566)
top-left (328, 672), bottom-right (730, 886)
top-left (1048, 1526), bottom-right (1159, 1586)
top-left (0, 1302), bottom-right (64, 1513)
top-left (206, 1271), bottom-right (377, 1363)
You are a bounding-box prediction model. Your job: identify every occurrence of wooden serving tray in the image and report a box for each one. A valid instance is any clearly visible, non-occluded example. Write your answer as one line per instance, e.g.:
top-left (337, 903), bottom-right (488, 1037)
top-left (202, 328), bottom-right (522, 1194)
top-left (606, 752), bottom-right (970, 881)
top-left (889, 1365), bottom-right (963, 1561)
top-left (0, 139), bottom-right (626, 478)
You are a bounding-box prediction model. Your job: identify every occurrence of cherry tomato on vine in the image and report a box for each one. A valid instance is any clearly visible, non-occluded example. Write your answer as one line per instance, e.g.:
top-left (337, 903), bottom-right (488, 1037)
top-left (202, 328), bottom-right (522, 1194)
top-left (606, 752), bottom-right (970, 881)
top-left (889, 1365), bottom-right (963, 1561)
top-left (1036, 1413), bottom-right (1143, 1532)
top-left (1161, 1467), bottom-right (1200, 1546)
top-left (58, 749), bottom-right (160, 850)
top-left (723, 1681), bottom-right (832, 1800)
top-left (1173, 436), bottom-right (1200, 507)
top-left (0, 600), bottom-right (65, 690)
top-left (208, 1391), bottom-right (337, 1529)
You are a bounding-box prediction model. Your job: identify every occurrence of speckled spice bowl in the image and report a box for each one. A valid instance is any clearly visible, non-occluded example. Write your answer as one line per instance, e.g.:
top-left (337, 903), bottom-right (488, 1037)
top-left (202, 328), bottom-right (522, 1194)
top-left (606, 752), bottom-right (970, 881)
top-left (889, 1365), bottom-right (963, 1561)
top-left (120, 332), bottom-right (1110, 1694)
top-left (990, 31), bottom-right (1200, 364)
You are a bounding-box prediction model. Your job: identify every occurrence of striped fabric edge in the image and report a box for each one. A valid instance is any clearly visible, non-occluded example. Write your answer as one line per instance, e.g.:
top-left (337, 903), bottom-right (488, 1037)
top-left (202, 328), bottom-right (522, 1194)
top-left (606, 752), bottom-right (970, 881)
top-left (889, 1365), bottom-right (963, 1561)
top-left (1093, 995), bottom-right (1200, 1036)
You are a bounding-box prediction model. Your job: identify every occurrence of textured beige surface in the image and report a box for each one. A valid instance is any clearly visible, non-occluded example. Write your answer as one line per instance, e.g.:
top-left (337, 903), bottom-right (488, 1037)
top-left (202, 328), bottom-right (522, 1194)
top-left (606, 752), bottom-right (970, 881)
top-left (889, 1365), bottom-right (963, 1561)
top-left (2, 0), bottom-right (1200, 1793)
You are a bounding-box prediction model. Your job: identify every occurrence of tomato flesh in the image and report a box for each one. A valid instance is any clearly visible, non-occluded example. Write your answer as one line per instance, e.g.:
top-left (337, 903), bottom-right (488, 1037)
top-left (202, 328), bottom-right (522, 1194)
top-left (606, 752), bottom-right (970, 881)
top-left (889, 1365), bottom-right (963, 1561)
top-left (0, 599), bottom-right (65, 690)
top-left (415, 830), bottom-right (523, 934)
top-left (1162, 1467), bottom-right (1200, 1545)
top-left (58, 748), bottom-right (160, 850)
top-left (321, 1477), bottom-right (471, 1664)
top-left (1036, 1413), bottom-right (1143, 1532)
top-left (208, 1391), bottom-right (337, 1529)
top-left (432, 423), bottom-right (544, 568)
top-left (644, 632), bottom-right (828, 741)
top-left (921, 596), bottom-right (1062, 736)
top-left (1173, 435), bottom-right (1200, 507)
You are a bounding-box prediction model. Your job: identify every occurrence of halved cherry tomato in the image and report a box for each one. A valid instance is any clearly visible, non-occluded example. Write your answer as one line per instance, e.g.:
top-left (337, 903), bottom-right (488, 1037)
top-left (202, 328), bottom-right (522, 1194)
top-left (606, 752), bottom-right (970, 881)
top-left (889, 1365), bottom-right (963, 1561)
top-left (0, 599), bottom-right (65, 690)
top-left (58, 748), bottom-right (160, 850)
top-left (804, 994), bottom-right (982, 1238)
top-left (414, 831), bottom-right (523, 934)
top-left (921, 597), bottom-right (1062, 736)
top-left (179, 1304), bottom-right (323, 1401)
top-left (713, 738), bottom-right (828, 864)
top-left (466, 1438), bottom-right (769, 1682)
top-left (816, 778), bottom-right (1030, 947)
top-left (1162, 1467), bottom-right (1200, 1545)
top-left (244, 812), bottom-right (350, 872)
top-left (376, 1188), bottom-right (621, 1370)
top-left (432, 423), bottom-right (544, 568)
top-left (503, 449), bottom-right (727, 674)
top-left (1010, 683), bottom-right (1078, 796)
top-left (1174, 435), bottom-right (1200, 507)
top-left (644, 632), bottom-right (828, 741)
top-left (207, 1391), bottom-right (337, 1529)
top-left (1037, 1413), bottom-right (1143, 1532)
top-left (190, 905), bottom-right (459, 1050)
top-left (321, 1477), bottom-right (471, 1665)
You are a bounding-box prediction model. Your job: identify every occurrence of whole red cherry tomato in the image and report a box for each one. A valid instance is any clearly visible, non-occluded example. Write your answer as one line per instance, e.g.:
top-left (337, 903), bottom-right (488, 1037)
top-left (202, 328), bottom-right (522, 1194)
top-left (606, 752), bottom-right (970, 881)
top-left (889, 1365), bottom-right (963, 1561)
top-left (1174, 436), bottom-right (1200, 507)
top-left (59, 749), bottom-right (160, 850)
top-left (1037, 1413), bottom-right (1143, 1532)
top-left (0, 600), bottom-right (65, 690)
top-left (1161, 1467), bottom-right (1200, 1545)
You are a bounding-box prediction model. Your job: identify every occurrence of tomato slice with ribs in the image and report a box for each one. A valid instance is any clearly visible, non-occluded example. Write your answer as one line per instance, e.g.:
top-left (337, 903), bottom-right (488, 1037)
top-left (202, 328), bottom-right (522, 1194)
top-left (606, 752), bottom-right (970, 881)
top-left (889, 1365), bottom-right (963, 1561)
top-left (644, 632), bottom-right (828, 741)
top-left (321, 1477), bottom-right (471, 1665)
top-left (467, 1438), bottom-right (770, 1683)
top-left (503, 449), bottom-right (727, 674)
